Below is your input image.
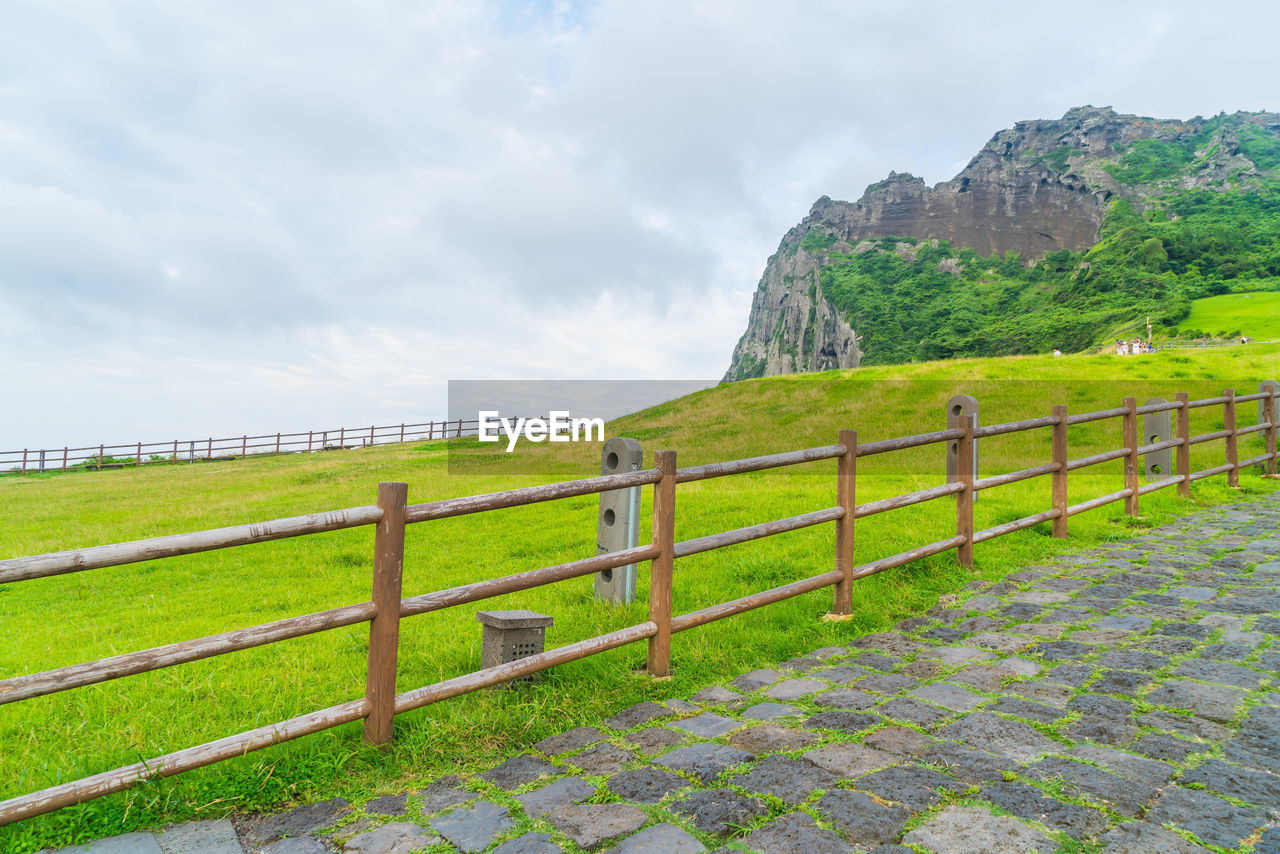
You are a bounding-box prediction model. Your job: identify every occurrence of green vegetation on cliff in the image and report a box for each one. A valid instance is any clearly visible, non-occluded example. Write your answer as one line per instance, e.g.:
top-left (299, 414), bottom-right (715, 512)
top-left (817, 182), bottom-right (1280, 364)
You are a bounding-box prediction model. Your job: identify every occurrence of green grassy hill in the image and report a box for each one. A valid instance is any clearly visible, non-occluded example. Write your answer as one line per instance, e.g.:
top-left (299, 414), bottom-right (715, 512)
top-left (2, 345), bottom-right (1279, 850)
top-left (1177, 291), bottom-right (1280, 341)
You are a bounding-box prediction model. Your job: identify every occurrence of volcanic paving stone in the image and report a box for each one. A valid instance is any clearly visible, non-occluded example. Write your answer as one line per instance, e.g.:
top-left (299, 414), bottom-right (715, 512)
top-left (802, 710), bottom-right (879, 734)
top-left (743, 701), bottom-right (803, 720)
top-left (814, 688), bottom-right (878, 709)
top-left (853, 652), bottom-right (900, 671)
top-left (728, 723), bottom-right (818, 754)
top-left (864, 725), bottom-right (933, 756)
top-left (764, 677), bottom-right (827, 700)
top-left (857, 673), bottom-right (918, 694)
top-left (672, 788), bottom-right (768, 836)
top-left (1132, 731), bottom-right (1203, 761)
top-left (478, 755), bottom-right (558, 790)
top-left (986, 696), bottom-right (1065, 723)
top-left (1181, 758), bottom-right (1280, 807)
top-left (568, 744), bottom-right (635, 775)
top-left (920, 742), bottom-right (1017, 783)
top-left (625, 727), bottom-right (686, 754)
top-left (1090, 668), bottom-right (1152, 693)
top-left (262, 839), bottom-right (327, 854)
top-left (157, 820), bottom-right (241, 854)
top-left (430, 801), bottom-right (513, 853)
top-left (534, 726), bottom-right (605, 755)
top-left (977, 781), bottom-right (1108, 838)
top-left (921, 646), bottom-right (994, 666)
top-left (1142, 636), bottom-right (1197, 655)
top-left (937, 712), bottom-right (1057, 762)
top-left (1138, 709), bottom-right (1231, 741)
top-left (1068, 693), bottom-right (1133, 718)
top-left (878, 697), bottom-right (952, 728)
top-left (1094, 822), bottom-right (1212, 854)
top-left (732, 669), bottom-right (780, 692)
top-left (604, 701), bottom-right (671, 730)
top-left (816, 789), bottom-right (910, 846)
top-left (1147, 786), bottom-right (1266, 849)
top-left (1030, 640), bottom-right (1093, 660)
top-left (419, 776), bottom-right (471, 814)
top-left (741, 812), bottom-right (853, 854)
top-left (604, 823), bottom-right (706, 854)
top-left (516, 778), bottom-right (595, 816)
top-left (1146, 678), bottom-right (1248, 722)
top-left (1172, 658), bottom-right (1266, 689)
top-left (245, 797), bottom-right (351, 845)
top-left (654, 743), bottom-right (753, 783)
top-left (802, 742), bottom-right (897, 777)
top-left (669, 713), bottom-right (741, 737)
top-left (690, 685), bottom-right (741, 705)
top-left (491, 833), bottom-right (564, 854)
top-left (730, 756), bottom-right (838, 805)
top-left (363, 793), bottom-right (408, 816)
top-left (810, 665), bottom-right (867, 683)
top-left (545, 804), bottom-right (647, 849)
top-left (1068, 745), bottom-right (1175, 787)
top-left (606, 767), bottom-right (686, 803)
top-left (1026, 757), bottom-right (1155, 816)
top-left (343, 822), bottom-right (440, 854)
top-left (902, 805), bottom-right (1055, 854)
top-left (908, 682), bottom-right (988, 712)
top-left (1065, 714), bottom-right (1137, 747)
top-left (855, 765), bottom-right (963, 812)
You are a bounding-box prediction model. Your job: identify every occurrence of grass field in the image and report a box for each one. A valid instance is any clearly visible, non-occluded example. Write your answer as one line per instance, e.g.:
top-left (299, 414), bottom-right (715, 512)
top-left (1180, 291), bottom-right (1280, 341)
top-left (2, 345), bottom-right (1279, 851)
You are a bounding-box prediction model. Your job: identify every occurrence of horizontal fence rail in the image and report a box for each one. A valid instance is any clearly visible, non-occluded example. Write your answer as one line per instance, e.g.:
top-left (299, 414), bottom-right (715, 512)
top-left (1, 383), bottom-right (1278, 826)
top-left (1, 417), bottom-right (544, 476)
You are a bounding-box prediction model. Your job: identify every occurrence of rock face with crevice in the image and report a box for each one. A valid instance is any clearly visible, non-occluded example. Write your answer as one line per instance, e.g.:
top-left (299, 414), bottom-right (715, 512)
top-left (723, 105), bottom-right (1280, 380)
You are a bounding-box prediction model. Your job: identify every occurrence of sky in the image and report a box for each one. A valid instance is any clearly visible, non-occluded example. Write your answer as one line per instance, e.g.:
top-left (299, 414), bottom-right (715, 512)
top-left (3, 0), bottom-right (1280, 451)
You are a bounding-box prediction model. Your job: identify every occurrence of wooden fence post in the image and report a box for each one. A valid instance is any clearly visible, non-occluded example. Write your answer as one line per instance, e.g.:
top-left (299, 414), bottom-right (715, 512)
top-left (1223, 388), bottom-right (1239, 487)
top-left (61, 447), bottom-right (68, 472)
top-left (369, 425), bottom-right (375, 446)
top-left (241, 436), bottom-right (247, 457)
top-left (648, 450), bottom-right (676, 678)
top-left (307, 431), bottom-right (313, 453)
top-left (400, 424), bottom-right (406, 443)
top-left (21, 449), bottom-right (27, 476)
top-left (207, 438), bottom-right (213, 460)
top-left (275, 433), bottom-right (281, 455)
top-left (1176, 392), bottom-right (1191, 497)
top-left (1051, 405), bottom-right (1068, 538)
top-left (956, 415), bottom-right (974, 569)
top-left (136, 443), bottom-right (142, 466)
top-left (1267, 387), bottom-right (1278, 476)
top-left (364, 481), bottom-right (408, 746)
top-left (340, 427), bottom-right (346, 447)
top-left (1123, 397), bottom-right (1139, 516)
top-left (831, 429), bottom-right (856, 616)
top-left (172, 439), bottom-right (178, 462)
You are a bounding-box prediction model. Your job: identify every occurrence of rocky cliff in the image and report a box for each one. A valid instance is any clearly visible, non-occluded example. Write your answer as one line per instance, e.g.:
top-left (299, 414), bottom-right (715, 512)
top-left (724, 106), bottom-right (1280, 380)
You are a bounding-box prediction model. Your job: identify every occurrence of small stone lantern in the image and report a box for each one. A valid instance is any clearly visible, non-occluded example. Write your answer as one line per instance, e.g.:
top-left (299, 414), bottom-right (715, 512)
top-left (477, 610), bottom-right (554, 684)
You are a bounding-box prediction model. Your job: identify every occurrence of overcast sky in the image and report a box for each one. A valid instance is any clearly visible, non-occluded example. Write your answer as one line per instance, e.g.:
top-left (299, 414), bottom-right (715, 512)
top-left (3, 0), bottom-right (1279, 451)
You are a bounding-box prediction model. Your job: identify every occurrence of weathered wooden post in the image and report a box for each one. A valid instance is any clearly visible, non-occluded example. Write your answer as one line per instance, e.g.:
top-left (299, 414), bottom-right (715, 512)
top-left (364, 481), bottom-right (407, 746)
top-left (275, 433), bottom-right (281, 455)
top-left (946, 394), bottom-right (979, 495)
top-left (1175, 392), bottom-right (1191, 497)
top-left (1224, 388), bottom-right (1239, 487)
top-left (832, 429), bottom-right (856, 615)
top-left (1264, 382), bottom-right (1279, 476)
top-left (61, 447), bottom-right (68, 472)
top-left (1143, 398), bottom-right (1172, 481)
top-left (648, 450), bottom-right (676, 678)
top-left (136, 442), bottom-right (142, 466)
top-left (241, 436), bottom-right (247, 457)
top-left (1123, 397), bottom-right (1140, 516)
top-left (1051, 405), bottom-right (1068, 538)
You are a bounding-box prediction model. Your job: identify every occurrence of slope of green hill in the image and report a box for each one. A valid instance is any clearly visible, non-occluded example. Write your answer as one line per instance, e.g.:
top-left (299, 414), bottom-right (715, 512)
top-left (2, 345), bottom-right (1279, 850)
top-left (1177, 291), bottom-right (1280, 340)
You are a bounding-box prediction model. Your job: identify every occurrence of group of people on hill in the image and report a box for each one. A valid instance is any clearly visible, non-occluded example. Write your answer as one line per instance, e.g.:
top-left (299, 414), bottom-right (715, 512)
top-left (1115, 338), bottom-right (1154, 356)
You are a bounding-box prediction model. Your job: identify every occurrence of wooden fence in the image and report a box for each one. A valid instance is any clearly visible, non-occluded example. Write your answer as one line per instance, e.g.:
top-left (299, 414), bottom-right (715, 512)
top-left (0, 385), bottom-right (1277, 825)
top-left (0, 418), bottom-right (495, 475)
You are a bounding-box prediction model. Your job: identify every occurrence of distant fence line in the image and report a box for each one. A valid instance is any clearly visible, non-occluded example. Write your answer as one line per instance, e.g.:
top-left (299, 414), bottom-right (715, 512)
top-left (1, 419), bottom-right (496, 476)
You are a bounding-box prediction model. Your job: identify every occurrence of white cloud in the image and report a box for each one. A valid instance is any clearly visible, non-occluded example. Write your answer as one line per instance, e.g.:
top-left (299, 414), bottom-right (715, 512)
top-left (2, 0), bottom-right (1279, 449)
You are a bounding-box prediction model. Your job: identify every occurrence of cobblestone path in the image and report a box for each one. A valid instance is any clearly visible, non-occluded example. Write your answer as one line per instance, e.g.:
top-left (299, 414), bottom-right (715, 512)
top-left (45, 490), bottom-right (1280, 853)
